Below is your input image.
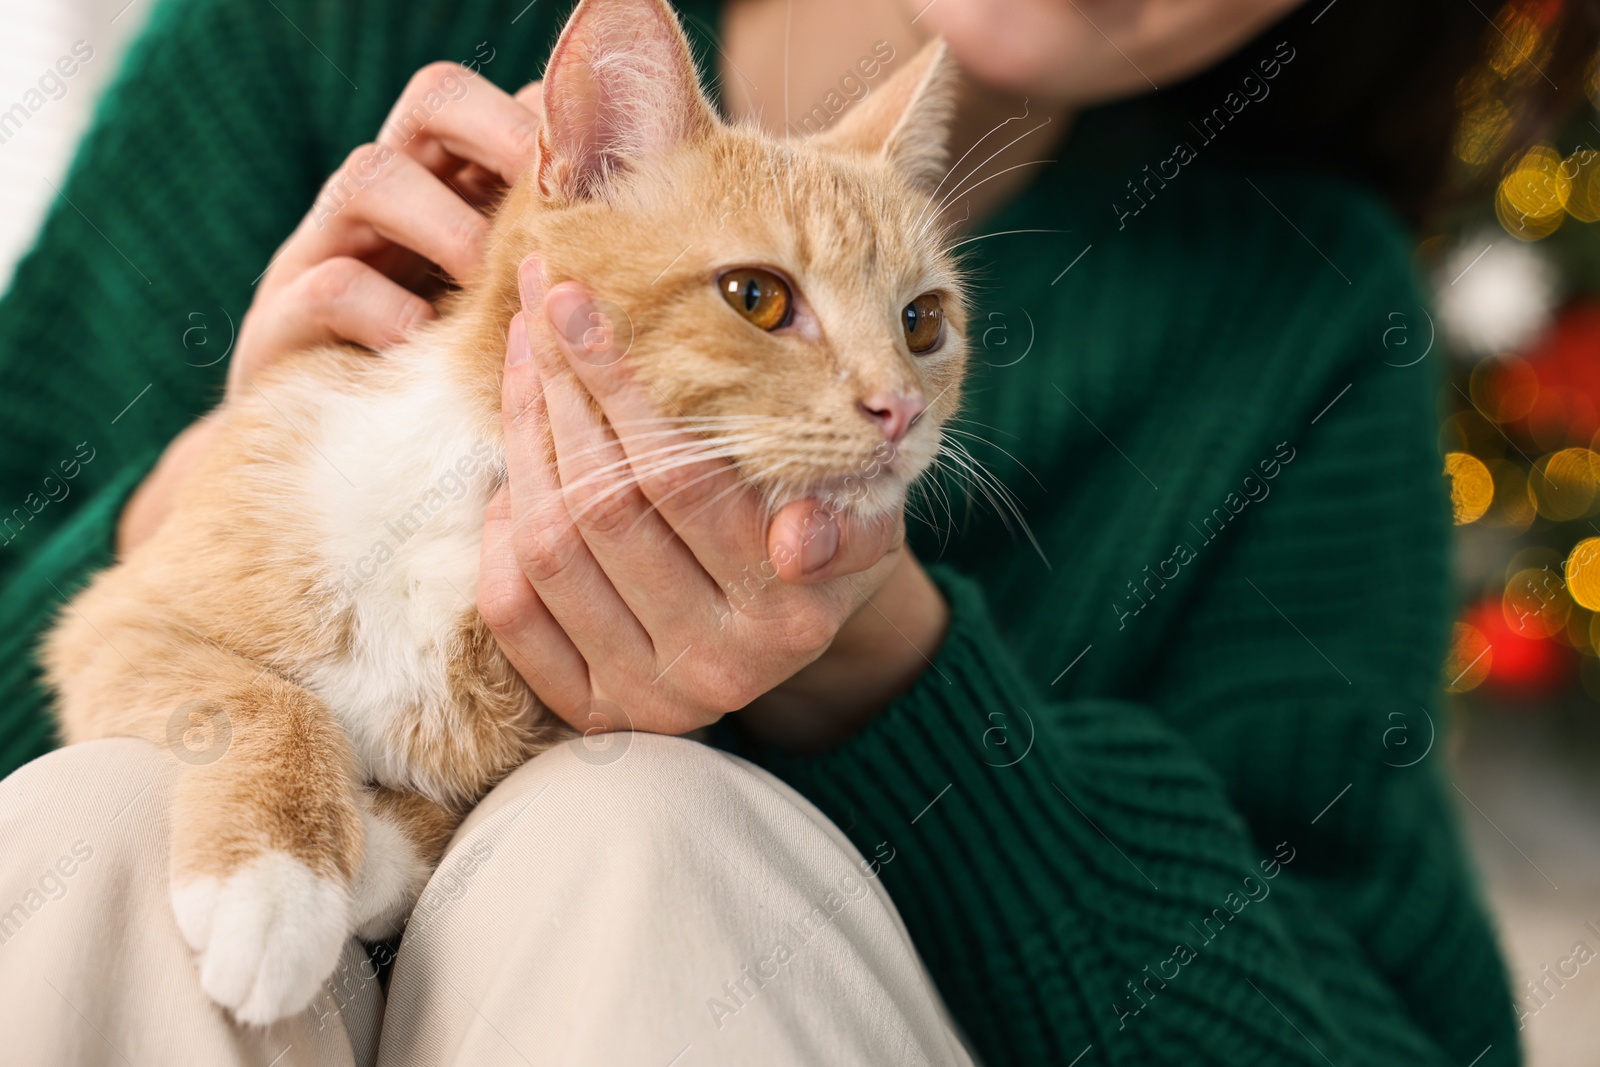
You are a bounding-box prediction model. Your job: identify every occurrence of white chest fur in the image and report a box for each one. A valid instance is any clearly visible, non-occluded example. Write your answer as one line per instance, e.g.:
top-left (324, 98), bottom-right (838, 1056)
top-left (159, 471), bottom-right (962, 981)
top-left (298, 345), bottom-right (503, 790)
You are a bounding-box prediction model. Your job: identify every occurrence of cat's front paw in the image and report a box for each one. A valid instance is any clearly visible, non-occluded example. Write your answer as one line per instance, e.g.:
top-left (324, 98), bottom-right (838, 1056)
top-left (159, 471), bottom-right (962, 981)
top-left (349, 807), bottom-right (429, 940)
top-left (170, 852), bottom-right (351, 1026)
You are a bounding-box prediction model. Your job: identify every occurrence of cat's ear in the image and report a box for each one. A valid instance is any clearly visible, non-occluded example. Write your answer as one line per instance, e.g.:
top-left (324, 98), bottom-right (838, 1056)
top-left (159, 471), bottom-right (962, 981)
top-left (537, 0), bottom-right (717, 200)
top-left (812, 39), bottom-right (956, 191)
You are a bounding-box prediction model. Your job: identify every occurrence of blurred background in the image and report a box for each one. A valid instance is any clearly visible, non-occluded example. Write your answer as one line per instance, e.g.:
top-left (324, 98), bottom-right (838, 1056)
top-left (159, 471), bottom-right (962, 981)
top-left (1432, 6), bottom-right (1600, 1064)
top-left (0, 0), bottom-right (1597, 1062)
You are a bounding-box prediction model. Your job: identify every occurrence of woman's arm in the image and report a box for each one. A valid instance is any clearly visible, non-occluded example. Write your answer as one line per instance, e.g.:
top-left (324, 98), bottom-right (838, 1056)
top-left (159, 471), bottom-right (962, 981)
top-left (1148, 334), bottom-right (1512, 1064)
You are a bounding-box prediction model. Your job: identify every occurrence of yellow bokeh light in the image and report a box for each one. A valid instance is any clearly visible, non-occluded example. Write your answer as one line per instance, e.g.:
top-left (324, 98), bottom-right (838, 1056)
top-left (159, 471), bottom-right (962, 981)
top-left (1566, 538), bottom-right (1600, 611)
top-left (1456, 98), bottom-right (1511, 167)
top-left (1490, 13), bottom-right (1545, 80)
top-left (1528, 448), bottom-right (1600, 521)
top-left (1565, 150), bottom-right (1600, 222)
top-left (1498, 145), bottom-right (1569, 240)
top-left (1445, 623), bottom-right (1493, 693)
top-left (1505, 566), bottom-right (1572, 638)
top-left (1445, 452), bottom-right (1494, 524)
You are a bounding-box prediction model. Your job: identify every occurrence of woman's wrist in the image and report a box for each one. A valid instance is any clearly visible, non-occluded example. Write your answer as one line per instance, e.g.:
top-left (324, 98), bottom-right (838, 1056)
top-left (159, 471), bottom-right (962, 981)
top-left (739, 550), bottom-right (950, 754)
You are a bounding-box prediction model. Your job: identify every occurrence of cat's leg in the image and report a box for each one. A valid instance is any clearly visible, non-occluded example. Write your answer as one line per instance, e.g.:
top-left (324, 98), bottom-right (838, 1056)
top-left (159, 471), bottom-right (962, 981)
top-left (162, 667), bottom-right (368, 1026)
top-left (349, 785), bottom-right (460, 941)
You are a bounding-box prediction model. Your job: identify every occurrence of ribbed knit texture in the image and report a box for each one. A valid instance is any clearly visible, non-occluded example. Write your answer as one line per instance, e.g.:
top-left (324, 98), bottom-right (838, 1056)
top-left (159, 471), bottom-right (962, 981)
top-left (0, 1), bottom-right (1516, 1063)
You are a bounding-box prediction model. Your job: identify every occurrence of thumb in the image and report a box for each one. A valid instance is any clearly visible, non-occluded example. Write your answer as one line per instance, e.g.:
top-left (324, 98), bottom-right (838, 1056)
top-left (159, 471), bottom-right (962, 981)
top-left (766, 499), bottom-right (905, 584)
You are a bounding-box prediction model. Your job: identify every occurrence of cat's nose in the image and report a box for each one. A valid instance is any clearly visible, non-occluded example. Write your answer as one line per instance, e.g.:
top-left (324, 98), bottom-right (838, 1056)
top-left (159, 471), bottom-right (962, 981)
top-left (857, 392), bottom-right (926, 444)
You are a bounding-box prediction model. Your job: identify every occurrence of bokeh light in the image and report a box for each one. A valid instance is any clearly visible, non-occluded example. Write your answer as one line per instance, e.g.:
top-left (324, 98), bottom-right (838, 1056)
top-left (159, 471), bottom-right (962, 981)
top-left (1445, 452), bottom-right (1495, 524)
top-left (1527, 448), bottom-right (1600, 520)
top-left (1503, 565), bottom-right (1572, 639)
top-left (1565, 149), bottom-right (1600, 222)
top-left (1566, 537), bottom-right (1600, 611)
top-left (1497, 145), bottom-right (1570, 241)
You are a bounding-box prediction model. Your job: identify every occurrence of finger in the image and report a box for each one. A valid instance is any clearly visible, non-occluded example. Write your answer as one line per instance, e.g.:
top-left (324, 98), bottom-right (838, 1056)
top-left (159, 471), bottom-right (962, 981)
top-left (512, 80), bottom-right (542, 110)
top-left (231, 258), bottom-right (434, 389)
top-left (282, 145), bottom-right (491, 283)
top-left (477, 483), bottom-right (592, 719)
top-left (766, 498), bottom-right (905, 584)
top-left (499, 309), bottom-right (658, 677)
top-left (542, 282), bottom-right (772, 583)
top-left (377, 63), bottom-right (543, 185)
top-left (518, 259), bottom-right (724, 634)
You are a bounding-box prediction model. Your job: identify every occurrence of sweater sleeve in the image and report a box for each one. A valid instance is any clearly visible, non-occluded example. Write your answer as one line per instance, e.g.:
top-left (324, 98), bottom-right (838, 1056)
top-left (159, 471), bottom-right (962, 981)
top-left (748, 563), bottom-right (1464, 1067)
top-left (0, 0), bottom-right (322, 775)
top-left (1147, 324), bottom-right (1516, 1065)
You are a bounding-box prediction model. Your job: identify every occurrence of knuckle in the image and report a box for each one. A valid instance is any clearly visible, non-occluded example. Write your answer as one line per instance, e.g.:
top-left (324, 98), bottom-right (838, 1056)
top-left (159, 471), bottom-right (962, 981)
top-left (692, 666), bottom-right (753, 716)
top-left (476, 579), bottom-right (531, 634)
top-left (773, 604), bottom-right (838, 659)
top-left (448, 209), bottom-right (490, 263)
top-left (300, 257), bottom-right (364, 310)
top-left (512, 523), bottom-right (574, 585)
top-left (638, 464), bottom-right (709, 514)
top-left (340, 142), bottom-right (393, 182)
top-left (407, 61), bottom-right (469, 98)
top-left (565, 484), bottom-right (635, 539)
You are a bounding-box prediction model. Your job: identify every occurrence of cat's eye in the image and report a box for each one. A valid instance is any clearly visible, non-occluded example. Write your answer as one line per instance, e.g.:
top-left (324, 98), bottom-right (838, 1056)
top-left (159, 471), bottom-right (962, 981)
top-left (718, 268), bottom-right (792, 331)
top-left (902, 293), bottom-right (943, 354)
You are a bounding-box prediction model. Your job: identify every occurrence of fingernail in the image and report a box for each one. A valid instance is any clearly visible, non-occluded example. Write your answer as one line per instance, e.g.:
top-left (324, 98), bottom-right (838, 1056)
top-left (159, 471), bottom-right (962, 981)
top-left (506, 312), bottom-right (530, 366)
top-left (800, 512), bottom-right (840, 575)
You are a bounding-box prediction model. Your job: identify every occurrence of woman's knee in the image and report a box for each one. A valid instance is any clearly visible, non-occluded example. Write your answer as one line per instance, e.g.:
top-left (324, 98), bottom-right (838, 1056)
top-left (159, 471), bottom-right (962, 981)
top-left (0, 738), bottom-right (173, 838)
top-left (0, 739), bottom-right (173, 959)
top-left (455, 732), bottom-right (774, 850)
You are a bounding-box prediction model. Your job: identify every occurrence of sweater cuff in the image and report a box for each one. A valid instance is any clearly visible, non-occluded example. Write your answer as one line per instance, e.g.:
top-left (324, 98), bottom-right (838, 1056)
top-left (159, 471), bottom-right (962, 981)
top-left (751, 562), bottom-right (1035, 794)
top-left (0, 450), bottom-right (158, 774)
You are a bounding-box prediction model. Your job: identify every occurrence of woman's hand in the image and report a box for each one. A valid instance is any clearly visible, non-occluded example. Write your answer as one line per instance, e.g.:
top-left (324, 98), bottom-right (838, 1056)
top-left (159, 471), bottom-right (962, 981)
top-left (478, 257), bottom-right (950, 752)
top-left (118, 64), bottom-right (545, 553)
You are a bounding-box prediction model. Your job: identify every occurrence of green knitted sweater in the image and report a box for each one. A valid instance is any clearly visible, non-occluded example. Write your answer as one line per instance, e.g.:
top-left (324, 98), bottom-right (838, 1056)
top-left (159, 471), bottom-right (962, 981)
top-left (0, 0), bottom-right (1515, 1063)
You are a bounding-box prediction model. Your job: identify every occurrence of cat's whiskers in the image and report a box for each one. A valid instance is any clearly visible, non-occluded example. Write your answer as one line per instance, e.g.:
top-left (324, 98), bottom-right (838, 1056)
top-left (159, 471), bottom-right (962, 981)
top-left (560, 432), bottom-right (788, 519)
top-left (913, 114), bottom-right (1053, 237)
top-left (939, 425), bottom-right (1045, 489)
top-left (934, 438), bottom-right (1049, 567)
top-left (559, 433), bottom-right (771, 496)
top-left (917, 97), bottom-right (1036, 225)
top-left (948, 414), bottom-right (1023, 443)
top-left (545, 434), bottom-right (753, 486)
top-left (943, 227), bottom-right (1067, 256)
top-left (924, 160), bottom-right (1059, 245)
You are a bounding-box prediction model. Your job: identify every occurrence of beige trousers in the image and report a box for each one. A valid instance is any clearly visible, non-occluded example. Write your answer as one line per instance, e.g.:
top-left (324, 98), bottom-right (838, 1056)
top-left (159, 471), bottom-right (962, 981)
top-left (0, 733), bottom-right (973, 1066)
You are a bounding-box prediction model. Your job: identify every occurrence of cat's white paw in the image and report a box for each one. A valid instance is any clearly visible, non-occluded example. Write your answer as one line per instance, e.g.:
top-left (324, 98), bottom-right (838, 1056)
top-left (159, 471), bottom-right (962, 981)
top-left (170, 852), bottom-right (351, 1026)
top-left (350, 808), bottom-right (429, 940)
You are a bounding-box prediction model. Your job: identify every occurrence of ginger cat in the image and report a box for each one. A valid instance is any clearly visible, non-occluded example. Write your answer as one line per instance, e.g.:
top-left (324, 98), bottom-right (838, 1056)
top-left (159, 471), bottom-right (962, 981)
top-left (43, 0), bottom-right (967, 1025)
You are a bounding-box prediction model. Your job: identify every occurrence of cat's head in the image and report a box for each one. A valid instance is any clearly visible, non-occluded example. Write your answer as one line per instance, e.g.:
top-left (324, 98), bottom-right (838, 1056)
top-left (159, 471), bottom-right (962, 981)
top-left (496, 0), bottom-right (967, 519)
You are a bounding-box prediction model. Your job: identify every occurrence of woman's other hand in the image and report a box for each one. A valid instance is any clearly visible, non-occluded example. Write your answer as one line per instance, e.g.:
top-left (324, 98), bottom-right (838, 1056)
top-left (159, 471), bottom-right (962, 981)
top-left (118, 65), bottom-right (544, 553)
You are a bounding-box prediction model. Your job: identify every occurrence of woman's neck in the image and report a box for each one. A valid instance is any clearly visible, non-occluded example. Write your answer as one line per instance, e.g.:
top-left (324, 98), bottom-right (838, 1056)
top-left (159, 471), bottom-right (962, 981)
top-left (718, 0), bottom-right (1070, 231)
